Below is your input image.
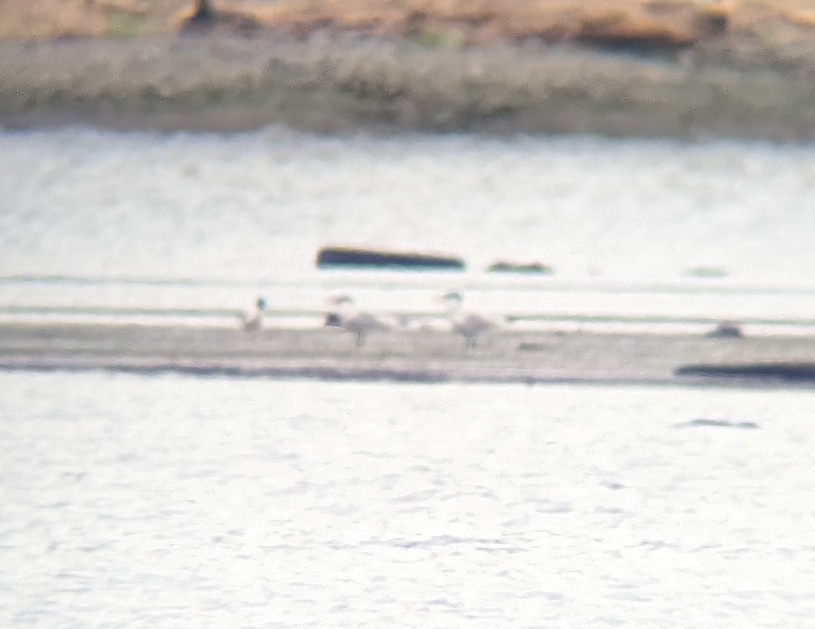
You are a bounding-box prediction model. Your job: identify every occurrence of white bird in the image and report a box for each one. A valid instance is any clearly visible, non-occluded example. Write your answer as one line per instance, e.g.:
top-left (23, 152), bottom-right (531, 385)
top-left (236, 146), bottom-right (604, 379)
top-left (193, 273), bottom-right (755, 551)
top-left (439, 290), bottom-right (498, 349)
top-left (239, 296), bottom-right (266, 332)
top-left (325, 294), bottom-right (389, 347)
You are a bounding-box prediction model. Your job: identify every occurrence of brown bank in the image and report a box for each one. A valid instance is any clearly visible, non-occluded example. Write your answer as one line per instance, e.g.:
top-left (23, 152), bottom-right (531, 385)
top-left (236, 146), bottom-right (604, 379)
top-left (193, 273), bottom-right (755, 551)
top-left (3, 0), bottom-right (815, 139)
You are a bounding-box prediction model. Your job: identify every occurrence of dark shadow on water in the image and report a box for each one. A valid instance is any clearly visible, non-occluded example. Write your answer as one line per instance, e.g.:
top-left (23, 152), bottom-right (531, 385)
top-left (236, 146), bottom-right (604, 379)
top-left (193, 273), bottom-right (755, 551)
top-left (675, 418), bottom-right (760, 430)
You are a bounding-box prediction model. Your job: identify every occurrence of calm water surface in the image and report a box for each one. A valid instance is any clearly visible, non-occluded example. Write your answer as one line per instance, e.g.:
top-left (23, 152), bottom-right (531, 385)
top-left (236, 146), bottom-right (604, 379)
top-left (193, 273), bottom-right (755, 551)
top-left (3, 127), bottom-right (815, 332)
top-left (2, 128), bottom-right (815, 626)
top-left (2, 371), bottom-right (815, 627)
top-left (2, 127), bottom-right (815, 282)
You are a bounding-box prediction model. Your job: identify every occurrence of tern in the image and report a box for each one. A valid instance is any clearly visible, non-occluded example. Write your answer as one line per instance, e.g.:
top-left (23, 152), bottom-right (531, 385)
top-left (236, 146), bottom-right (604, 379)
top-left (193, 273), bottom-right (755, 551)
top-left (325, 294), bottom-right (389, 347)
top-left (439, 290), bottom-right (498, 349)
top-left (239, 296), bottom-right (266, 332)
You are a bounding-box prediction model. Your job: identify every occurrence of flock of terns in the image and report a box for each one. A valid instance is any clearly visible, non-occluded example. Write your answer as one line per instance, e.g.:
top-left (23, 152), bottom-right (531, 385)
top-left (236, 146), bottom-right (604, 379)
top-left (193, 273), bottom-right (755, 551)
top-left (238, 291), bottom-right (499, 348)
top-left (238, 292), bottom-right (747, 344)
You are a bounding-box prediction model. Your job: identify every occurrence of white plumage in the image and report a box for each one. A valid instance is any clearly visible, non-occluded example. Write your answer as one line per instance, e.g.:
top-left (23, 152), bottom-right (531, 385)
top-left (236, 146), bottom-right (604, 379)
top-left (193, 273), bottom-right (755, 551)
top-left (440, 291), bottom-right (498, 349)
top-left (239, 296), bottom-right (266, 332)
top-left (325, 295), bottom-right (389, 347)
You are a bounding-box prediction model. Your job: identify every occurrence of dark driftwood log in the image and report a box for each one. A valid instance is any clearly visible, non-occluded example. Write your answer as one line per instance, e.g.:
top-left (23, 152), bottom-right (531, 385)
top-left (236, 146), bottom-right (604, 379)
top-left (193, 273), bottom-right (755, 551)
top-left (675, 362), bottom-right (815, 382)
top-left (316, 246), bottom-right (464, 270)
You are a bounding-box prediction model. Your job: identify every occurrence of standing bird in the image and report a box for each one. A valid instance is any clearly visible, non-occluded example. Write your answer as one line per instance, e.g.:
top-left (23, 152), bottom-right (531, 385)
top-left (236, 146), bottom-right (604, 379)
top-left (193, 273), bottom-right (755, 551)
top-left (439, 291), bottom-right (498, 349)
top-left (324, 294), bottom-right (389, 347)
top-left (239, 296), bottom-right (266, 332)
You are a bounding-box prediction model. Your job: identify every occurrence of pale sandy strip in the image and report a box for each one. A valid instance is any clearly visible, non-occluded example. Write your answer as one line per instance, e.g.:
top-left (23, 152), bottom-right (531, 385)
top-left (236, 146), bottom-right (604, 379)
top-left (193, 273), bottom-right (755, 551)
top-left (2, 323), bottom-right (815, 388)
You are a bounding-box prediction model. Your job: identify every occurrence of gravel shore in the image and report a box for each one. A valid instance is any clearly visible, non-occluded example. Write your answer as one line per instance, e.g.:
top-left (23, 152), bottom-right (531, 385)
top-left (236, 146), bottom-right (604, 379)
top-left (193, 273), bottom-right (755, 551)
top-left (3, 322), bottom-right (815, 388)
top-left (3, 34), bottom-right (815, 140)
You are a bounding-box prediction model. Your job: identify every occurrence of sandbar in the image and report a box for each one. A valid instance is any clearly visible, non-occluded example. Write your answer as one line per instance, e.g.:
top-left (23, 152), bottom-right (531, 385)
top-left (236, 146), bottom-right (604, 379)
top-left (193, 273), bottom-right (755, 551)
top-left (3, 322), bottom-right (815, 388)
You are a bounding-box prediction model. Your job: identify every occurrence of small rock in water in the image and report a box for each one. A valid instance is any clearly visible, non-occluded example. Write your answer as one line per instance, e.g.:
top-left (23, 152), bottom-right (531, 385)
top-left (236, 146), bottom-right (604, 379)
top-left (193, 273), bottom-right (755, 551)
top-left (316, 245), bottom-right (465, 270)
top-left (685, 265), bottom-right (728, 278)
top-left (487, 260), bottom-right (552, 274)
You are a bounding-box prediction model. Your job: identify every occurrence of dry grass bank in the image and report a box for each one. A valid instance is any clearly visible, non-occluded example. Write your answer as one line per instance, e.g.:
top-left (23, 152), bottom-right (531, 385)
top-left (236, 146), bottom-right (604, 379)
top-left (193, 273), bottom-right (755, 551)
top-left (4, 0), bottom-right (815, 61)
top-left (3, 0), bottom-right (815, 138)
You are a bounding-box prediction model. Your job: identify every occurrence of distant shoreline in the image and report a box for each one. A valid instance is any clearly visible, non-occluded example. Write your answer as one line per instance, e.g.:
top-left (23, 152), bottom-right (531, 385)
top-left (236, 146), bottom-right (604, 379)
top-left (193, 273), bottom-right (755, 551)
top-left (3, 34), bottom-right (815, 141)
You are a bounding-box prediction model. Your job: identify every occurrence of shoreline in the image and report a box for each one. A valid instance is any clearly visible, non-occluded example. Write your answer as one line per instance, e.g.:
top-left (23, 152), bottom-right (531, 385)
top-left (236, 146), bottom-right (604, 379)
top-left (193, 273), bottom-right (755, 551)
top-left (3, 322), bottom-right (815, 389)
top-left (3, 35), bottom-right (815, 141)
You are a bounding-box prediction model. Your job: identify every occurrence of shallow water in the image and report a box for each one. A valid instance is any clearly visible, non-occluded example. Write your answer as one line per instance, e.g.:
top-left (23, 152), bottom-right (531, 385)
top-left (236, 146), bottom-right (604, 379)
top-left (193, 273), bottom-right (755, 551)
top-left (1, 371), bottom-right (814, 627)
top-left (3, 127), bottom-right (815, 334)
top-left (3, 128), bottom-right (815, 624)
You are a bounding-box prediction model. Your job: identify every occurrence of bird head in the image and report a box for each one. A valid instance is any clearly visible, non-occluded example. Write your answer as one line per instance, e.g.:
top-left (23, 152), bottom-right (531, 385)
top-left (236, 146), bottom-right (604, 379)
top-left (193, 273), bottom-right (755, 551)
top-left (327, 294), bottom-right (354, 308)
top-left (437, 291), bottom-right (464, 307)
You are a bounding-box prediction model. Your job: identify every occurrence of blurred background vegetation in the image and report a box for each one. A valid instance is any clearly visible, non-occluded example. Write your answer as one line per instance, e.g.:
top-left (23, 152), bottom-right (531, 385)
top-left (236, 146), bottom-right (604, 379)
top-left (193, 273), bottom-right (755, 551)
top-left (5, 1), bottom-right (815, 137)
top-left (3, 0), bottom-right (815, 63)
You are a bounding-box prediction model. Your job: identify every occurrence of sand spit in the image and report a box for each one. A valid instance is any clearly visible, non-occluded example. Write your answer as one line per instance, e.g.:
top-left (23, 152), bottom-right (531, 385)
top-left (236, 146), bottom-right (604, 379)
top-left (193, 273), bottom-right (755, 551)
top-left (3, 322), bottom-right (815, 388)
top-left (3, 34), bottom-right (815, 140)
